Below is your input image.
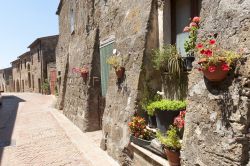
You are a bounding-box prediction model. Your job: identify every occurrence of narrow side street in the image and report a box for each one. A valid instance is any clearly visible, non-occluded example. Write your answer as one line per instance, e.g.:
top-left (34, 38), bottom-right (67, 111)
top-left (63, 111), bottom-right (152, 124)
top-left (0, 93), bottom-right (118, 166)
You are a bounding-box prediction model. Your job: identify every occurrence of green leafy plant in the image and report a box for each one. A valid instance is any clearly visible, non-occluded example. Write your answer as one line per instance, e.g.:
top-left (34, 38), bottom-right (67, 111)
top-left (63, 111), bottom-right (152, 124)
top-left (156, 125), bottom-right (181, 151)
top-left (152, 45), bottom-right (184, 76)
top-left (183, 17), bottom-right (201, 55)
top-left (107, 55), bottom-right (123, 71)
top-left (146, 99), bottom-right (186, 116)
top-left (41, 79), bottom-right (50, 93)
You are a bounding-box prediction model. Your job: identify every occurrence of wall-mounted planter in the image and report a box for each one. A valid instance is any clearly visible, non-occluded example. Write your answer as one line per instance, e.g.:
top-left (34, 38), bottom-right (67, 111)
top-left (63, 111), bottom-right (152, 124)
top-left (80, 72), bottom-right (88, 79)
top-left (115, 67), bottom-right (125, 78)
top-left (198, 58), bottom-right (229, 82)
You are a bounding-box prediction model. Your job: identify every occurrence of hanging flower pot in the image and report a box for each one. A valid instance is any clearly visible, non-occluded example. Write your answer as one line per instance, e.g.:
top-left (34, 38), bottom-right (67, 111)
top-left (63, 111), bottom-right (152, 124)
top-left (198, 58), bottom-right (229, 82)
top-left (80, 72), bottom-right (88, 78)
top-left (196, 38), bottom-right (242, 82)
top-left (115, 67), bottom-right (125, 78)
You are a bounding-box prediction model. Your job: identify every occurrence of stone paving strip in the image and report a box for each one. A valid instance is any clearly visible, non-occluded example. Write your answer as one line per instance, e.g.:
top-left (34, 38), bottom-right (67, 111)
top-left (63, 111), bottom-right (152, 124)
top-left (0, 93), bottom-right (119, 166)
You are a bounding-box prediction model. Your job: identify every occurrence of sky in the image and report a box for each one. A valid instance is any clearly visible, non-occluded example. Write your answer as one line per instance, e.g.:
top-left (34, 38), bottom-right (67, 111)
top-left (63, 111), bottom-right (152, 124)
top-left (0, 0), bottom-right (60, 69)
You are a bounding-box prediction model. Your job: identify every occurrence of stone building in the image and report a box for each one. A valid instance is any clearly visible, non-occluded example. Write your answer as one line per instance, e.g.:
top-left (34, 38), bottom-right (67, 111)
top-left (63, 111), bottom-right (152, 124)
top-left (18, 51), bottom-right (32, 92)
top-left (11, 59), bottom-right (21, 92)
top-left (56, 0), bottom-right (249, 165)
top-left (0, 67), bottom-right (13, 92)
top-left (28, 35), bottom-right (58, 93)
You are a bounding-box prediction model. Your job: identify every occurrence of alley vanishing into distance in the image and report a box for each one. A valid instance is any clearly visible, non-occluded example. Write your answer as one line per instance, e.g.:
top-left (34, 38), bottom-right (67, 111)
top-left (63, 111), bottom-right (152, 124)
top-left (0, 93), bottom-right (118, 166)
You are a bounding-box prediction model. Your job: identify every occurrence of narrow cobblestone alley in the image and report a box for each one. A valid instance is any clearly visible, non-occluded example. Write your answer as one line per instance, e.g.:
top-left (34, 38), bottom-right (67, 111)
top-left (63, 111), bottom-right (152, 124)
top-left (0, 93), bottom-right (118, 166)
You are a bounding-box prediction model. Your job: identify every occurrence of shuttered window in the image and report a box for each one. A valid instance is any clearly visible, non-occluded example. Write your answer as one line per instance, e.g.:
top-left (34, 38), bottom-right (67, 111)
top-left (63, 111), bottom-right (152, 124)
top-left (100, 41), bottom-right (114, 96)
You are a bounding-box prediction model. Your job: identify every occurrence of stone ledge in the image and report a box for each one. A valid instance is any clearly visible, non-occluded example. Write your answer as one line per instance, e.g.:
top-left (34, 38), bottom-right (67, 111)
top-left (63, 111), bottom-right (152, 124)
top-left (130, 142), bottom-right (169, 166)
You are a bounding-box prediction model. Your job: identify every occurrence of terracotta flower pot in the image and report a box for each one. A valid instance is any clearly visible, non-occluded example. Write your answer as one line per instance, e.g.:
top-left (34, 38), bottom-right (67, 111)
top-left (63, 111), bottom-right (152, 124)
top-left (198, 58), bottom-right (229, 82)
top-left (164, 148), bottom-right (181, 166)
top-left (81, 72), bottom-right (88, 78)
top-left (115, 67), bottom-right (125, 78)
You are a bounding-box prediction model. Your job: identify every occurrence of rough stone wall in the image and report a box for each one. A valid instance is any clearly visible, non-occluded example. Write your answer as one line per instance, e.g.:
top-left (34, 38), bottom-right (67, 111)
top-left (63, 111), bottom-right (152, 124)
top-left (11, 60), bottom-right (21, 92)
top-left (30, 44), bottom-right (42, 93)
top-left (30, 36), bottom-right (58, 93)
top-left (182, 0), bottom-right (250, 165)
top-left (98, 0), bottom-right (159, 164)
top-left (0, 70), bottom-right (5, 91)
top-left (56, 0), bottom-right (159, 164)
top-left (41, 36), bottom-right (58, 84)
top-left (56, 0), bottom-right (71, 110)
top-left (19, 52), bottom-right (32, 92)
top-left (3, 67), bottom-right (13, 92)
top-left (56, 0), bottom-right (101, 132)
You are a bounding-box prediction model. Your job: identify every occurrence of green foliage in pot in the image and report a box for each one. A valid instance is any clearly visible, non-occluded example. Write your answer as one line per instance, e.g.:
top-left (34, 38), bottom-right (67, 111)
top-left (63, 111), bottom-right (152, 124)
top-left (107, 55), bottom-right (123, 71)
top-left (146, 99), bottom-right (186, 116)
top-left (156, 125), bottom-right (181, 151)
top-left (152, 45), bottom-right (184, 76)
top-left (41, 79), bottom-right (50, 93)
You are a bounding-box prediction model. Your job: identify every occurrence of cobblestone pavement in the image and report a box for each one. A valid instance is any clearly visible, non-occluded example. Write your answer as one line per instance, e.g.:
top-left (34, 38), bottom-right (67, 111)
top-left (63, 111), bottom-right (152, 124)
top-left (0, 93), bottom-right (118, 166)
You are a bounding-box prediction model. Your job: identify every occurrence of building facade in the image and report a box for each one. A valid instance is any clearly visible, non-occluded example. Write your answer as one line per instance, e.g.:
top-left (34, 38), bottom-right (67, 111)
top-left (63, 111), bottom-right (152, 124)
top-left (28, 35), bottom-right (58, 93)
top-left (11, 59), bottom-right (21, 92)
top-left (0, 68), bottom-right (13, 92)
top-left (56, 0), bottom-right (250, 165)
top-left (18, 51), bottom-right (32, 92)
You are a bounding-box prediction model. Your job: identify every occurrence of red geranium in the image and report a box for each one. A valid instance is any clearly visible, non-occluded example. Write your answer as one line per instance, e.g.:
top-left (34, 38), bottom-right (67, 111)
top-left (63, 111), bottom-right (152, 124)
top-left (174, 110), bottom-right (186, 129)
top-left (196, 43), bottom-right (203, 49)
top-left (183, 26), bottom-right (191, 32)
top-left (190, 22), bottom-right (197, 27)
top-left (208, 66), bottom-right (216, 72)
top-left (192, 16), bottom-right (201, 23)
top-left (205, 50), bottom-right (213, 57)
top-left (221, 63), bottom-right (230, 71)
top-left (209, 39), bottom-right (216, 45)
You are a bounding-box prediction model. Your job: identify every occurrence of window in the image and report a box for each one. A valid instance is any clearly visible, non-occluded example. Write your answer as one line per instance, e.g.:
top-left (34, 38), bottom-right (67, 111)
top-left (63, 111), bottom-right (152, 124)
top-left (31, 55), bottom-right (33, 65)
top-left (171, 0), bottom-right (202, 56)
top-left (20, 60), bottom-right (22, 70)
top-left (70, 8), bottom-right (75, 33)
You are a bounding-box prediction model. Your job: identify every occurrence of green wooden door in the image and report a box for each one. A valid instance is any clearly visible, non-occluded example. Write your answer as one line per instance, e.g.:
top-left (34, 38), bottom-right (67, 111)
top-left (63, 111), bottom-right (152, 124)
top-left (100, 42), bottom-right (113, 96)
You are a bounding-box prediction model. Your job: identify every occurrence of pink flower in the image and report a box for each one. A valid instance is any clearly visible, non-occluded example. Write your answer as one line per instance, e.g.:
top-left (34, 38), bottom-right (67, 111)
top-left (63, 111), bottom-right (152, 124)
top-left (221, 63), bottom-right (230, 71)
top-left (190, 22), bottom-right (198, 27)
top-left (196, 43), bottom-right (203, 49)
top-left (192, 16), bottom-right (201, 23)
top-left (208, 66), bottom-right (216, 72)
top-left (183, 26), bottom-right (191, 32)
top-left (205, 50), bottom-right (213, 57)
top-left (209, 39), bottom-right (216, 45)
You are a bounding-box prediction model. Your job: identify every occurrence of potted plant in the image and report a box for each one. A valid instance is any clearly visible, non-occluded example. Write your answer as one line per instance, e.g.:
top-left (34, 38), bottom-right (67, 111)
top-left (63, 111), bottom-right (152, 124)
top-left (107, 55), bottom-right (125, 78)
top-left (157, 126), bottom-right (181, 166)
top-left (196, 38), bottom-right (241, 82)
top-left (72, 66), bottom-right (89, 79)
top-left (183, 16), bottom-right (201, 71)
top-left (152, 45), bottom-right (184, 77)
top-left (147, 100), bottom-right (186, 133)
top-left (173, 110), bottom-right (186, 138)
top-left (128, 116), bottom-right (154, 147)
top-left (80, 66), bottom-right (89, 78)
top-left (41, 79), bottom-right (50, 95)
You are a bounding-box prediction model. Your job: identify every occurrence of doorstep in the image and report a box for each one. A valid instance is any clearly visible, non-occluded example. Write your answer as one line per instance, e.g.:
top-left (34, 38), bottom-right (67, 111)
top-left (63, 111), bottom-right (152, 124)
top-left (130, 142), bottom-right (169, 166)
